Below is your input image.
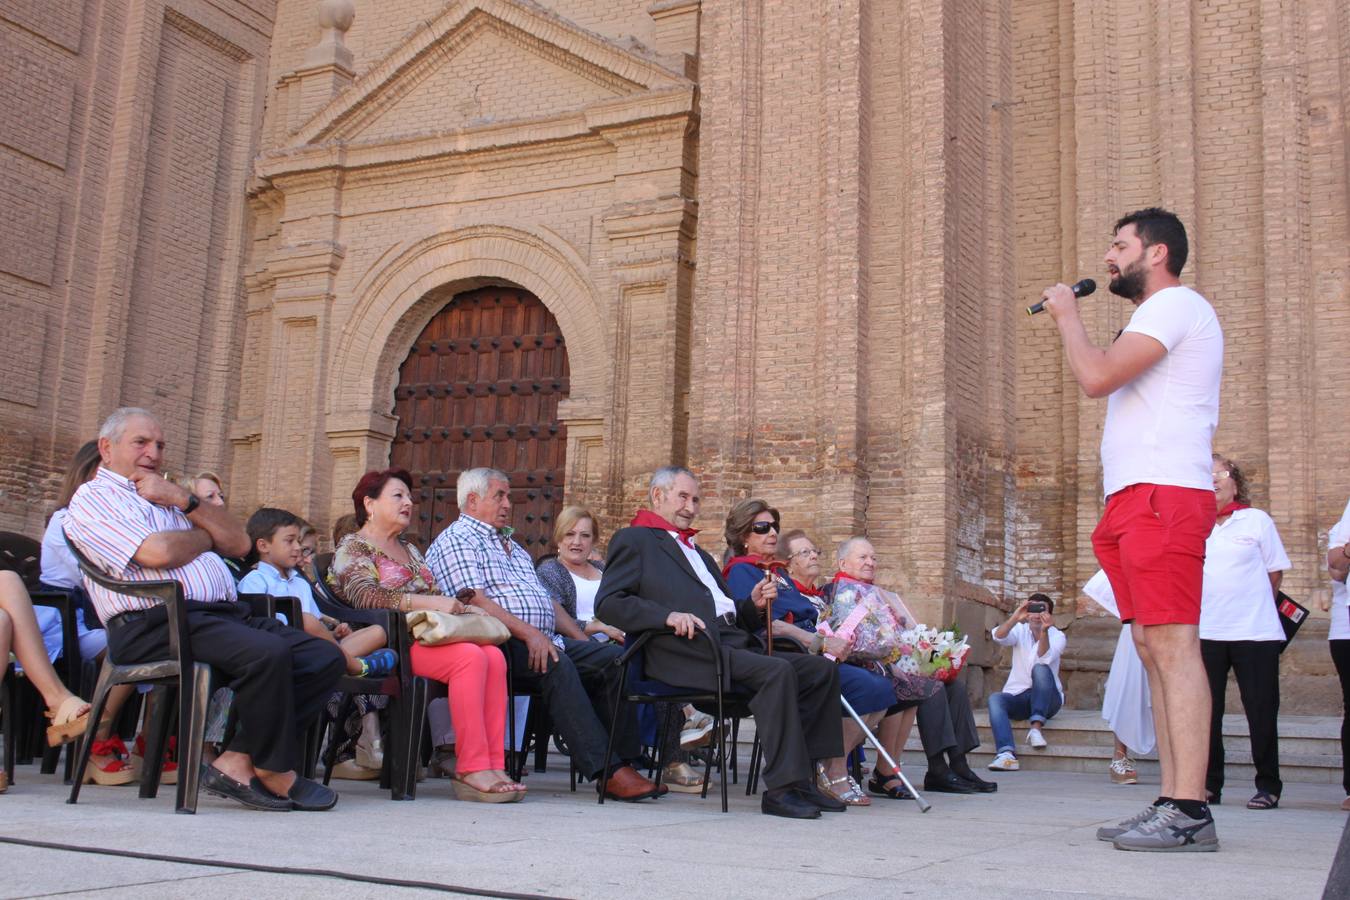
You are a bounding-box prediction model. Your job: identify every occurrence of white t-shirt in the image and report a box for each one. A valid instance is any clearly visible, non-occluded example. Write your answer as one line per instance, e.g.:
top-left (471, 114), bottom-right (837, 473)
top-left (1199, 508), bottom-right (1290, 641)
top-left (1329, 499), bottom-right (1350, 641)
top-left (991, 621), bottom-right (1066, 699)
top-left (1100, 285), bottom-right (1223, 497)
top-left (570, 569), bottom-right (601, 623)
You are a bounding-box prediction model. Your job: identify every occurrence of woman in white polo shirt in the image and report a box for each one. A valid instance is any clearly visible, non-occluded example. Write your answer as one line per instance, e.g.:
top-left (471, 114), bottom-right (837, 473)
top-left (1326, 497), bottom-right (1350, 811)
top-left (1200, 454), bottom-right (1291, 810)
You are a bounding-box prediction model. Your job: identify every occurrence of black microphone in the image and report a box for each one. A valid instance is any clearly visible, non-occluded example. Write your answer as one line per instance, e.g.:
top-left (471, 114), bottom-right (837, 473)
top-left (1026, 278), bottom-right (1096, 316)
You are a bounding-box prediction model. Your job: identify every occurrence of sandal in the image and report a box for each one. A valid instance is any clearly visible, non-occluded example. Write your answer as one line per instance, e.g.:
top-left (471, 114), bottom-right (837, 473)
top-left (45, 695), bottom-right (91, 747)
top-left (1247, 790), bottom-right (1279, 810)
top-left (83, 738), bottom-right (136, 786)
top-left (132, 734), bottom-right (179, 786)
top-left (452, 773), bottom-right (524, 803)
top-left (868, 770), bottom-right (914, 800)
top-left (815, 762), bottom-right (870, 806)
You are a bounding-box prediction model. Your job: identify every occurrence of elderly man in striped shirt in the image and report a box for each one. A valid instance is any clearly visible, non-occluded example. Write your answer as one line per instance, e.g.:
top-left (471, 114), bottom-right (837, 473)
top-left (66, 408), bottom-right (346, 812)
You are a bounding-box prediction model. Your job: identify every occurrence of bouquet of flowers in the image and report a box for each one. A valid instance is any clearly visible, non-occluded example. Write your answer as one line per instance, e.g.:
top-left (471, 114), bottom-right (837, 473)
top-left (893, 623), bottom-right (971, 684)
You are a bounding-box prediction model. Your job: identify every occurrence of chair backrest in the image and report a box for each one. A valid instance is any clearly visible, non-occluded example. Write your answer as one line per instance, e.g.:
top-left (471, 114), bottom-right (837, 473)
top-left (236, 592), bottom-right (304, 629)
top-left (63, 529), bottom-right (192, 666)
top-left (0, 531), bottom-right (44, 590)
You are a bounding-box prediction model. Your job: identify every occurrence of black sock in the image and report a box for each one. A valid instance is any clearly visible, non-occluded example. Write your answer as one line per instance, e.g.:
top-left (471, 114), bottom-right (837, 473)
top-left (948, 752), bottom-right (977, 779)
top-left (926, 753), bottom-right (950, 778)
top-left (1154, 796), bottom-right (1170, 807)
top-left (1171, 798), bottom-right (1209, 819)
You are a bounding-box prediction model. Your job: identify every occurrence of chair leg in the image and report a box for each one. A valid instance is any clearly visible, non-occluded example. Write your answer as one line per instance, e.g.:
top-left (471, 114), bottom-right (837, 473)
top-left (2, 676), bottom-right (18, 787)
top-left (395, 677), bottom-right (428, 801)
top-left (597, 668), bottom-right (628, 805)
top-left (730, 717), bottom-right (740, 785)
top-left (716, 693), bottom-right (728, 813)
top-left (67, 663), bottom-right (116, 805)
top-left (176, 663), bottom-right (211, 814)
top-left (139, 686), bottom-right (171, 800)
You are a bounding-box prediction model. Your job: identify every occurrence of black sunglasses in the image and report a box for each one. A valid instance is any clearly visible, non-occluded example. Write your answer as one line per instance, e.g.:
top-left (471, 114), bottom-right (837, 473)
top-left (750, 521), bottom-right (780, 535)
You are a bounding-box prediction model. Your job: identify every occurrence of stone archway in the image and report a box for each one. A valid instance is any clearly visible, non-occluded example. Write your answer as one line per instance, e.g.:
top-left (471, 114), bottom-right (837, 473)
top-left (323, 224), bottom-right (608, 526)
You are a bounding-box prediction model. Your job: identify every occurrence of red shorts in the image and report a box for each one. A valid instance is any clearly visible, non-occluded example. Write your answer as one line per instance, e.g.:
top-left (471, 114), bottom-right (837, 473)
top-left (1091, 483), bottom-right (1216, 626)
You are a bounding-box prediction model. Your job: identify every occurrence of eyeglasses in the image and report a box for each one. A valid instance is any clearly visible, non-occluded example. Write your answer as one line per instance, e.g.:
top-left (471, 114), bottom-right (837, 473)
top-left (750, 521), bottom-right (780, 535)
top-left (1211, 470), bottom-right (1230, 480)
top-left (791, 547), bottom-right (820, 558)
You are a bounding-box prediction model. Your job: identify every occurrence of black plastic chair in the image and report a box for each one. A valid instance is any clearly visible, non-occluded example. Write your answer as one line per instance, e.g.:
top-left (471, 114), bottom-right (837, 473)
top-left (307, 561), bottom-right (426, 800)
top-left (64, 533), bottom-right (209, 813)
top-left (598, 628), bottom-right (757, 813)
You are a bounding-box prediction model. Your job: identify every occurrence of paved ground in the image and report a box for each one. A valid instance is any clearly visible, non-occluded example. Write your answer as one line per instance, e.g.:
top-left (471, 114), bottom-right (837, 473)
top-left (0, 761), bottom-right (1345, 899)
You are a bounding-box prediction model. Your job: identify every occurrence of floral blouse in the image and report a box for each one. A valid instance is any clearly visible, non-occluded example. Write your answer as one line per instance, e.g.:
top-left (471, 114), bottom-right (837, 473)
top-left (329, 533), bottom-right (440, 610)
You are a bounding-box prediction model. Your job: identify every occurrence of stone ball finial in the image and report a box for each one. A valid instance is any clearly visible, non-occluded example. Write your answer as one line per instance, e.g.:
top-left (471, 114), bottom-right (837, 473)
top-left (317, 0), bottom-right (355, 33)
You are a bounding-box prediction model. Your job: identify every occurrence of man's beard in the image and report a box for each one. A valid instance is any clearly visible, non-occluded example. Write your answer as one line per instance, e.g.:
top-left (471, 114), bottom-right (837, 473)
top-left (1109, 261), bottom-right (1147, 301)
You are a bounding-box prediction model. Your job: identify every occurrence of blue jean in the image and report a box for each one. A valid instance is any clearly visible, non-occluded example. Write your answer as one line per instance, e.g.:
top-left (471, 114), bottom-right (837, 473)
top-left (987, 664), bottom-right (1062, 754)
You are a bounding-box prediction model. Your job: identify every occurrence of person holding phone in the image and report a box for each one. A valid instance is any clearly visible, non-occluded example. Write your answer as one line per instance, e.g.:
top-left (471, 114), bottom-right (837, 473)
top-left (986, 593), bottom-right (1067, 771)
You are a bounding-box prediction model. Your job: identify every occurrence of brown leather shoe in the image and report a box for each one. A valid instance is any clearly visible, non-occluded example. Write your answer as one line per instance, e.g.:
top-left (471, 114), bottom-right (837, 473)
top-left (598, 765), bottom-right (660, 802)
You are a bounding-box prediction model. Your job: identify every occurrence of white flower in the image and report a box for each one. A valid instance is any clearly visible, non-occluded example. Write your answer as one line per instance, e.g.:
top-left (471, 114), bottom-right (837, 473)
top-left (895, 655), bottom-right (920, 674)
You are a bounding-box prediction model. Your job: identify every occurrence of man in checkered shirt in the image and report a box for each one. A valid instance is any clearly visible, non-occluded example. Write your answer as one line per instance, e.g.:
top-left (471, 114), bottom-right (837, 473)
top-left (426, 467), bottom-right (659, 802)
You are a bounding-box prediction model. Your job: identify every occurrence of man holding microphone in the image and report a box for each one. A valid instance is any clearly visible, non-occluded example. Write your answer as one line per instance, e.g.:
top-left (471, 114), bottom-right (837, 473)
top-left (1039, 208), bottom-right (1224, 852)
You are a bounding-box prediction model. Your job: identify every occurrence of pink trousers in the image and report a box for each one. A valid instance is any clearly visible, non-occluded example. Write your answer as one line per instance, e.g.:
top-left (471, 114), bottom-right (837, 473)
top-left (409, 641), bottom-right (507, 773)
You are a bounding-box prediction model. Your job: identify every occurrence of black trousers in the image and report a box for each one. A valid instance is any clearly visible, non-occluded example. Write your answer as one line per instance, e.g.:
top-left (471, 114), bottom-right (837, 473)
top-left (1331, 640), bottom-right (1350, 795)
top-left (1201, 638), bottom-right (1282, 797)
top-left (504, 635), bottom-right (641, 779)
top-left (916, 677), bottom-right (981, 758)
top-left (106, 601), bottom-right (345, 773)
top-left (721, 644), bottom-right (842, 790)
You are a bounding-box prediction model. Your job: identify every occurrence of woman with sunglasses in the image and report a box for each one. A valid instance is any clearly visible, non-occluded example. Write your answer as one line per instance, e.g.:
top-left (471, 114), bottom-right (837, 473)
top-left (720, 500), bottom-right (901, 805)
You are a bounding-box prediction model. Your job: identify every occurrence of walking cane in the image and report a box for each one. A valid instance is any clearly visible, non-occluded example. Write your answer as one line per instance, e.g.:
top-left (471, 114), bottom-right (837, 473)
top-left (841, 695), bottom-right (931, 812)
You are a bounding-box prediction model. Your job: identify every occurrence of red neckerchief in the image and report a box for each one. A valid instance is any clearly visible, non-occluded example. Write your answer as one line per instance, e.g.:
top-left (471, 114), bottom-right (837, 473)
top-left (720, 555), bottom-right (788, 578)
top-left (1217, 501), bottom-right (1250, 518)
top-left (793, 578), bottom-right (822, 597)
top-left (832, 570), bottom-right (873, 585)
top-left (631, 509), bottom-right (698, 548)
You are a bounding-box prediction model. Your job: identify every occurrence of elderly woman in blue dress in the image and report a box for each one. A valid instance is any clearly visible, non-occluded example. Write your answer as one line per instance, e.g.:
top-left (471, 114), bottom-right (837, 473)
top-left (721, 500), bottom-right (928, 804)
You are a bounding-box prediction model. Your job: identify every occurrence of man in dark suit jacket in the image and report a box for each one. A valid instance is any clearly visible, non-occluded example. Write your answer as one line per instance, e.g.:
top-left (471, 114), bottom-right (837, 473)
top-left (596, 466), bottom-right (844, 819)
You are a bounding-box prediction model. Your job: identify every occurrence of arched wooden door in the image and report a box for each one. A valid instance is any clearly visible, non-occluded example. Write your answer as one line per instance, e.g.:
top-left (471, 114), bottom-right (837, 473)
top-left (390, 285), bottom-right (569, 556)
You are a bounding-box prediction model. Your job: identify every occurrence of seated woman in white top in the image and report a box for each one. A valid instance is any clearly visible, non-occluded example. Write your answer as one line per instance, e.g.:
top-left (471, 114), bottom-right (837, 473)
top-left (38, 440), bottom-right (138, 786)
top-left (1200, 453), bottom-right (1291, 810)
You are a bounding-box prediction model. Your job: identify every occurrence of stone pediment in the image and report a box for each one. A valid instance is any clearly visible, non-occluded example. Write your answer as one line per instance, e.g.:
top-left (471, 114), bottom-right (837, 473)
top-left (288, 0), bottom-right (691, 150)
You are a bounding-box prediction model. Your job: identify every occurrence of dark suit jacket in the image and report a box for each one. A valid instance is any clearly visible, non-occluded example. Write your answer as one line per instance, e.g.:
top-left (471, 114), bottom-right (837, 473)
top-left (596, 525), bottom-right (764, 691)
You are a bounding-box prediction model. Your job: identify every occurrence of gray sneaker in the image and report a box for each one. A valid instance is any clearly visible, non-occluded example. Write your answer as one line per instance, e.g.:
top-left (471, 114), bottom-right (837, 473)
top-left (1096, 804), bottom-right (1157, 841)
top-left (1112, 802), bottom-right (1218, 852)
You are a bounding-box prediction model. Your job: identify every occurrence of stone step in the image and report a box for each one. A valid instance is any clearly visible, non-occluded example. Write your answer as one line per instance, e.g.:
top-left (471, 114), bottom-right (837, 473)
top-left (729, 709), bottom-right (1344, 784)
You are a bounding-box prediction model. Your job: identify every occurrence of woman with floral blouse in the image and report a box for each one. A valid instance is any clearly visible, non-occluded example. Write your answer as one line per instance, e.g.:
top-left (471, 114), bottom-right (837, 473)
top-left (330, 468), bottom-right (524, 803)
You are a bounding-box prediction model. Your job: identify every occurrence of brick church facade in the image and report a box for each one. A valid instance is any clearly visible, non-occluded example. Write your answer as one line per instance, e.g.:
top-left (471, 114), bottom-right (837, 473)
top-left (3, 0), bottom-right (1349, 706)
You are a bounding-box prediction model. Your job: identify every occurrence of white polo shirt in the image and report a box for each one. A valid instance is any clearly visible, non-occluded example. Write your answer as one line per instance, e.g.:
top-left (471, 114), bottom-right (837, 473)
top-left (1100, 285), bottom-right (1223, 497)
top-left (991, 622), bottom-right (1066, 699)
top-left (238, 561), bottom-right (322, 620)
top-left (1199, 508), bottom-right (1290, 642)
top-left (1329, 499), bottom-right (1350, 642)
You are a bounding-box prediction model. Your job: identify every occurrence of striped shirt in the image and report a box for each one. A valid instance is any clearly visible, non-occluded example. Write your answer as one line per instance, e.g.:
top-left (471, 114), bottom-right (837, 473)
top-left (65, 467), bottom-right (237, 621)
top-left (426, 514), bottom-right (562, 649)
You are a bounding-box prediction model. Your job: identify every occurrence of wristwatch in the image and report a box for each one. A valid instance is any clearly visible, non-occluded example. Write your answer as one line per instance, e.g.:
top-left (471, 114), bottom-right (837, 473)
top-left (182, 493), bottom-right (200, 516)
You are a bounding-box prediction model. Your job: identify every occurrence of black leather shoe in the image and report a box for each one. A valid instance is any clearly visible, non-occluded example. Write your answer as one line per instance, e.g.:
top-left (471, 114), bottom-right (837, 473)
top-left (252, 775), bottom-right (340, 811)
top-left (954, 771), bottom-right (998, 793)
top-left (793, 781), bottom-right (847, 812)
top-left (201, 765), bottom-right (291, 811)
top-left (762, 786), bottom-right (821, 819)
top-left (923, 771), bottom-right (976, 794)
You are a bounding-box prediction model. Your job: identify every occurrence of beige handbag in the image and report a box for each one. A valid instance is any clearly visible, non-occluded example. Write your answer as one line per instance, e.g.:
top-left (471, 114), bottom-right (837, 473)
top-left (405, 609), bottom-right (510, 646)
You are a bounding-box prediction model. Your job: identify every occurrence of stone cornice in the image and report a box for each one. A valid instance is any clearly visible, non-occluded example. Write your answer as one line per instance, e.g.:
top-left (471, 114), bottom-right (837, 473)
top-left (286, 0), bottom-right (691, 150)
top-left (256, 86), bottom-right (694, 181)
